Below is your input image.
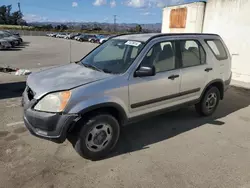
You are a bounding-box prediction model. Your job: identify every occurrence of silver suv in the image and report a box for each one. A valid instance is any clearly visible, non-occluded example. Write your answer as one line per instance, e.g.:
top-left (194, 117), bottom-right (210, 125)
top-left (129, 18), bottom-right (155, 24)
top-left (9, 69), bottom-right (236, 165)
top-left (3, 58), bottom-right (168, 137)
top-left (22, 33), bottom-right (232, 160)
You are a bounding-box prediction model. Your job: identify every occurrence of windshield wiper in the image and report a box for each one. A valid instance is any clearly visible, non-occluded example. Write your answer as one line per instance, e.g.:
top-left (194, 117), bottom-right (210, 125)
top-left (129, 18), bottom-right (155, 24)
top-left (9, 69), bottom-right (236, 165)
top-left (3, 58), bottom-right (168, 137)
top-left (82, 63), bottom-right (104, 72)
top-left (102, 69), bottom-right (116, 74)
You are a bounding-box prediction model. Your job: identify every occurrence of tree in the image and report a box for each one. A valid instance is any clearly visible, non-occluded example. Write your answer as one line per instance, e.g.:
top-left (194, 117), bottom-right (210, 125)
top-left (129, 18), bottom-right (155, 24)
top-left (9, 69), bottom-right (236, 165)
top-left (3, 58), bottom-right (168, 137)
top-left (0, 4), bottom-right (26, 25)
top-left (55, 25), bottom-right (61, 30)
top-left (6, 5), bottom-right (12, 23)
top-left (92, 27), bottom-right (102, 31)
top-left (60, 24), bottom-right (68, 30)
top-left (55, 24), bottom-right (68, 31)
top-left (10, 11), bottom-right (22, 25)
top-left (135, 24), bottom-right (142, 32)
top-left (0, 5), bottom-right (8, 24)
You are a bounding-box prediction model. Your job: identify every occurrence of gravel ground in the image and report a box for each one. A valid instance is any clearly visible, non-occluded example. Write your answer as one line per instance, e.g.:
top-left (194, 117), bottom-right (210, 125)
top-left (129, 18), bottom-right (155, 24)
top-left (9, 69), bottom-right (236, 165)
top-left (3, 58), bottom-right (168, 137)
top-left (1, 37), bottom-right (250, 188)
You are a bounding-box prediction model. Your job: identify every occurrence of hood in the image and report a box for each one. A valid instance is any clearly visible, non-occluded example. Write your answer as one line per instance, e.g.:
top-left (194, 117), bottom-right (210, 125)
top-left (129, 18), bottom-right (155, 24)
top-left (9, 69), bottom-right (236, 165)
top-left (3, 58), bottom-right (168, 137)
top-left (0, 38), bottom-right (9, 42)
top-left (27, 63), bottom-right (113, 99)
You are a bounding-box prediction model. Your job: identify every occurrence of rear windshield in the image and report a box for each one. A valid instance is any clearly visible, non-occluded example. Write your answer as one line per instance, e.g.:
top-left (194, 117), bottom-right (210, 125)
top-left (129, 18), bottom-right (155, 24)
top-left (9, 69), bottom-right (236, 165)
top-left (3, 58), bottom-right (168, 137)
top-left (205, 39), bottom-right (228, 60)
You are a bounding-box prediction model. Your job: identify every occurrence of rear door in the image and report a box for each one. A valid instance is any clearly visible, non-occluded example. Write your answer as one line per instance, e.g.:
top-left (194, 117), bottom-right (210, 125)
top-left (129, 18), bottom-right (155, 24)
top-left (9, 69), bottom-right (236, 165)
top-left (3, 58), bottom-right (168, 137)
top-left (178, 39), bottom-right (209, 101)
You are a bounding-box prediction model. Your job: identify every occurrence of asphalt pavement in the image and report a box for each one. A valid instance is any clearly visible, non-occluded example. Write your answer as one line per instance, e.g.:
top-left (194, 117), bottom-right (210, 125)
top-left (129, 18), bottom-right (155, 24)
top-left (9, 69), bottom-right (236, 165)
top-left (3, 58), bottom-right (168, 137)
top-left (0, 36), bottom-right (98, 70)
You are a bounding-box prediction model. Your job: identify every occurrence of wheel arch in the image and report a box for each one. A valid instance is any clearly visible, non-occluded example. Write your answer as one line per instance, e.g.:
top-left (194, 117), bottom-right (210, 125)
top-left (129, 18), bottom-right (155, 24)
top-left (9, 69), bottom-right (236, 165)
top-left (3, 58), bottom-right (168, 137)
top-left (68, 102), bottom-right (128, 134)
top-left (201, 79), bottom-right (224, 100)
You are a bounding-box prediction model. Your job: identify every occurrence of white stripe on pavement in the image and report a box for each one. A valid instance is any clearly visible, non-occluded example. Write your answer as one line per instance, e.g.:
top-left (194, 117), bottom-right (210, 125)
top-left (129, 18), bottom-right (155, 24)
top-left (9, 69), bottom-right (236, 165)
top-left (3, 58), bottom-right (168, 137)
top-left (6, 104), bottom-right (21, 108)
top-left (7, 121), bottom-right (24, 127)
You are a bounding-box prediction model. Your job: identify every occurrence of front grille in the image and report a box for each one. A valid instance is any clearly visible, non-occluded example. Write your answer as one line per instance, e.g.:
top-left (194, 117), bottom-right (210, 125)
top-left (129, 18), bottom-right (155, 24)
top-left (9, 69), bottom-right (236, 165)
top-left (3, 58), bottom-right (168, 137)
top-left (27, 86), bottom-right (35, 101)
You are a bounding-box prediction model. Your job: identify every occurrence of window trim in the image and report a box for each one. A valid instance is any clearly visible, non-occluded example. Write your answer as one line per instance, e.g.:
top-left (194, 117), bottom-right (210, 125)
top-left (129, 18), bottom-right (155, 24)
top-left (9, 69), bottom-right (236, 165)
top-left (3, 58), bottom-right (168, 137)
top-left (205, 39), bottom-right (228, 61)
top-left (178, 39), bottom-right (207, 69)
top-left (136, 40), bottom-right (180, 75)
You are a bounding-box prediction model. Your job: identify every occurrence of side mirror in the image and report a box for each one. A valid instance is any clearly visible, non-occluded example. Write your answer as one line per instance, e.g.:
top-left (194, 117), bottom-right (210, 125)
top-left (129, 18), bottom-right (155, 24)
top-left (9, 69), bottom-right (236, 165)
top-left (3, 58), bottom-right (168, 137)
top-left (134, 66), bottom-right (156, 77)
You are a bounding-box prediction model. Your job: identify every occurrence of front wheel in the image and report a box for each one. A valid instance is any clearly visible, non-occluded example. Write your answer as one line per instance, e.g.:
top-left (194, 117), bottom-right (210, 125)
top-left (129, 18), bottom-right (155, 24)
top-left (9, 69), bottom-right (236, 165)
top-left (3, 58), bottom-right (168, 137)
top-left (74, 114), bottom-right (120, 160)
top-left (195, 87), bottom-right (220, 116)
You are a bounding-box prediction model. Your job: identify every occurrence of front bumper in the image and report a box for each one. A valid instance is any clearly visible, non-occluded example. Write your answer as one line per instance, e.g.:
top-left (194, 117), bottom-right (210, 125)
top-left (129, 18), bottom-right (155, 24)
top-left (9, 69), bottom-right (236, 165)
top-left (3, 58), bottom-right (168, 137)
top-left (22, 87), bottom-right (79, 143)
top-left (0, 43), bottom-right (11, 49)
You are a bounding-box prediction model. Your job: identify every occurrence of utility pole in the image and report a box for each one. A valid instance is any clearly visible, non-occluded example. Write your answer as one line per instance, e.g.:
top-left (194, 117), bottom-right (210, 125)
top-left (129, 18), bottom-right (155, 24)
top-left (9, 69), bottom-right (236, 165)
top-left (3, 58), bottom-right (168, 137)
top-left (17, 1), bottom-right (23, 29)
top-left (113, 15), bottom-right (117, 32)
top-left (18, 1), bottom-right (21, 12)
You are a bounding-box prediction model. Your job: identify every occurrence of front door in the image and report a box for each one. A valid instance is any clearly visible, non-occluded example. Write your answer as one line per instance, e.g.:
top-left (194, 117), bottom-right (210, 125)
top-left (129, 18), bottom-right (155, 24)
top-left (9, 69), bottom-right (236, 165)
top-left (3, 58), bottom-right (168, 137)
top-left (128, 40), bottom-right (181, 117)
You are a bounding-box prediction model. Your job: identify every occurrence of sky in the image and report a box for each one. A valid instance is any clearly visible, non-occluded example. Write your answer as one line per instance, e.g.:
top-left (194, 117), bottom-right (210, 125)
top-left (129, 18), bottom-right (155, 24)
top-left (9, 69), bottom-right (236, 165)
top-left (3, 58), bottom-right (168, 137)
top-left (0, 0), bottom-right (203, 24)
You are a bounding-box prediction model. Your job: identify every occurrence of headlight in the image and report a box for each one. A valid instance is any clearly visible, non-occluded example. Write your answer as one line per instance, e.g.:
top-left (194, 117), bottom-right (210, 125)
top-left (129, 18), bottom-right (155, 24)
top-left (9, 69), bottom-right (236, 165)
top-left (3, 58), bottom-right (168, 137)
top-left (34, 91), bottom-right (71, 112)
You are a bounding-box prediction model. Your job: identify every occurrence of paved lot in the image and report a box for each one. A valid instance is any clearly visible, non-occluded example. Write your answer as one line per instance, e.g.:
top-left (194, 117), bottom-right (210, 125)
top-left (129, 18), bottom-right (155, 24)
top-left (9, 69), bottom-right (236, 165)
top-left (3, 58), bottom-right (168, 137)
top-left (0, 36), bottom-right (98, 69)
top-left (1, 37), bottom-right (250, 188)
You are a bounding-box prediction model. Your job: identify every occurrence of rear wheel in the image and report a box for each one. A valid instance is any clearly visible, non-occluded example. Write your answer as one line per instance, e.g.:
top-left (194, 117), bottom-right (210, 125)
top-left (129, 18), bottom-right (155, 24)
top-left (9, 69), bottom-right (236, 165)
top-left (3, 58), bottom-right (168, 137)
top-left (74, 114), bottom-right (120, 160)
top-left (195, 87), bottom-right (220, 116)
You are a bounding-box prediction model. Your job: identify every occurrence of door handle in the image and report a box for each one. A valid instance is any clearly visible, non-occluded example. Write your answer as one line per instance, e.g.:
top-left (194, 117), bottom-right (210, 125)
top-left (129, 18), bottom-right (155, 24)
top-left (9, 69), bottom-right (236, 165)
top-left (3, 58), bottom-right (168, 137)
top-left (205, 68), bottom-right (213, 72)
top-left (168, 75), bottom-right (179, 80)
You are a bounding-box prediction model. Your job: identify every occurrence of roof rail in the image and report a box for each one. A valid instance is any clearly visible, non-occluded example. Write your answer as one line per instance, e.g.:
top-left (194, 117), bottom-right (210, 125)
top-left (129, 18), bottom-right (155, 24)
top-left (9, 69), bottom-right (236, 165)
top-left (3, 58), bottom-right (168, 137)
top-left (110, 32), bottom-right (148, 39)
top-left (145, 33), bottom-right (220, 43)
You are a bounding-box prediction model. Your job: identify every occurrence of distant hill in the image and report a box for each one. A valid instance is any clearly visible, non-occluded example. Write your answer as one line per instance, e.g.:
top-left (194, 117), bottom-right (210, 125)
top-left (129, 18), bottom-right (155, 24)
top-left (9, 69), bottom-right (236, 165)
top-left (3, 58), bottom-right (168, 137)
top-left (29, 22), bottom-right (162, 32)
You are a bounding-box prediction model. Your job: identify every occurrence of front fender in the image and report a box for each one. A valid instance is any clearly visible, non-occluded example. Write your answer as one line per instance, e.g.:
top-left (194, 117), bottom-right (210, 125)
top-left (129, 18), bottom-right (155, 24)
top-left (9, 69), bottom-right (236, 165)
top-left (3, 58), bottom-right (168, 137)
top-left (68, 95), bottom-right (129, 119)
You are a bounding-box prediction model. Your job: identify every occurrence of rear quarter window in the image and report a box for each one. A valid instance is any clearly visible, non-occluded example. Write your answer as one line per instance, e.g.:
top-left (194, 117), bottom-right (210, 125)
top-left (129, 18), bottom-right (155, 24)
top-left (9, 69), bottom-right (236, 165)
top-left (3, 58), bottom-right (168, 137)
top-left (205, 39), bottom-right (228, 60)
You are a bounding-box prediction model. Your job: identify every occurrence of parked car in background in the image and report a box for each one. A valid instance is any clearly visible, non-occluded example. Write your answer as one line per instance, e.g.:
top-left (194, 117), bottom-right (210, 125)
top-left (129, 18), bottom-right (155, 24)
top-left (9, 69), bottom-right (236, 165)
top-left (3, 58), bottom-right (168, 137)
top-left (0, 31), bottom-right (20, 47)
top-left (46, 33), bottom-right (57, 37)
top-left (5, 30), bottom-right (20, 37)
top-left (75, 34), bottom-right (86, 41)
top-left (88, 35), bottom-right (99, 43)
top-left (88, 35), bottom-right (106, 43)
top-left (0, 38), bottom-right (11, 50)
top-left (65, 33), bottom-right (81, 39)
top-left (99, 36), bottom-right (111, 44)
top-left (56, 33), bottom-right (69, 38)
top-left (78, 34), bottom-right (96, 42)
top-left (51, 33), bottom-right (58, 37)
top-left (1, 30), bottom-right (23, 44)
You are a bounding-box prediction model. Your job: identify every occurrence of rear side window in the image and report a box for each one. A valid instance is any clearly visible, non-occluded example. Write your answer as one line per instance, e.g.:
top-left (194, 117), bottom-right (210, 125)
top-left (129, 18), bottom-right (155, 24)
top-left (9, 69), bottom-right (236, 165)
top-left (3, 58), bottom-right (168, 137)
top-left (205, 39), bottom-right (228, 60)
top-left (180, 40), bottom-right (206, 68)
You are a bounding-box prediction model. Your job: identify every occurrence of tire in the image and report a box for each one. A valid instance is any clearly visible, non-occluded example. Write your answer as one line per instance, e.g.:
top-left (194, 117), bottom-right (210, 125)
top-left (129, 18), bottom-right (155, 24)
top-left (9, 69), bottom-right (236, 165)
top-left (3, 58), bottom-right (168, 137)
top-left (74, 114), bottom-right (120, 160)
top-left (195, 86), bottom-right (220, 116)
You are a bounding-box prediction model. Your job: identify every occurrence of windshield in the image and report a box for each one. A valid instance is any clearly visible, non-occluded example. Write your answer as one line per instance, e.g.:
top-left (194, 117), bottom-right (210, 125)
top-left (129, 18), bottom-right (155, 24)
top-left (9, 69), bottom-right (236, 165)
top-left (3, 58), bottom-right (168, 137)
top-left (0, 33), bottom-right (9, 38)
top-left (0, 32), bottom-right (10, 37)
top-left (80, 39), bottom-right (144, 74)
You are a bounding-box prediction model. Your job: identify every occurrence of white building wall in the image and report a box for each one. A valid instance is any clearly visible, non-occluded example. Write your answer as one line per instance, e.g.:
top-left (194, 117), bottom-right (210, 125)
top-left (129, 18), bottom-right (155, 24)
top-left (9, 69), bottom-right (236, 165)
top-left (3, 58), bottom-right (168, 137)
top-left (203, 0), bottom-right (250, 86)
top-left (162, 2), bottom-right (205, 33)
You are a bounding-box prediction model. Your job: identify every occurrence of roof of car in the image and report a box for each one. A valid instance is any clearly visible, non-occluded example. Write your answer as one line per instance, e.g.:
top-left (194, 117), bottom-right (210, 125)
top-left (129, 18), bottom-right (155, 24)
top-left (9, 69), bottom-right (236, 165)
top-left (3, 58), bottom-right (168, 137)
top-left (114, 33), bottom-right (160, 42)
top-left (113, 33), bottom-right (220, 42)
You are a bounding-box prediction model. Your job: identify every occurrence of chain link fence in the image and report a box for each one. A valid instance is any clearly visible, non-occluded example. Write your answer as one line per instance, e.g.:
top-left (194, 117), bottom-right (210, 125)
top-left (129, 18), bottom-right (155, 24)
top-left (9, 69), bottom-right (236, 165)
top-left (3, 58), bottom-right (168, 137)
top-left (11, 30), bottom-right (48, 36)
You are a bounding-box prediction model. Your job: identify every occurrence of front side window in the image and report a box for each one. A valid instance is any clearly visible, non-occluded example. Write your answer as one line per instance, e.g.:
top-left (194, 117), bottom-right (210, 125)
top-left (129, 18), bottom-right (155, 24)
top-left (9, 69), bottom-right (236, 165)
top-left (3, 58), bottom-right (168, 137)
top-left (180, 40), bottom-right (206, 68)
top-left (140, 41), bottom-right (176, 73)
top-left (80, 39), bottom-right (144, 74)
